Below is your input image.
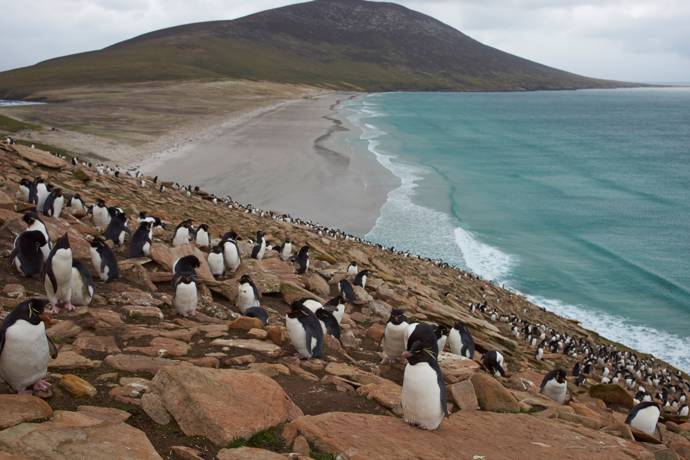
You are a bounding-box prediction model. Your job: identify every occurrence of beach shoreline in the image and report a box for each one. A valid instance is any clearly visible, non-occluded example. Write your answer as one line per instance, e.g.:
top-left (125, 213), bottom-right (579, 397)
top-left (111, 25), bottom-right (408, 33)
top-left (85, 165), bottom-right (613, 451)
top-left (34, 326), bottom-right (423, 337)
top-left (140, 91), bottom-right (399, 236)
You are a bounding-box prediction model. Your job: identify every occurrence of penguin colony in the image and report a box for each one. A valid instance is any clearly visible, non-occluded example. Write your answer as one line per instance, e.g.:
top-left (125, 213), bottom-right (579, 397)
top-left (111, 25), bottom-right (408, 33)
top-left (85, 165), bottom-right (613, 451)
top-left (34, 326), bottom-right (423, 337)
top-left (0, 147), bottom-right (687, 444)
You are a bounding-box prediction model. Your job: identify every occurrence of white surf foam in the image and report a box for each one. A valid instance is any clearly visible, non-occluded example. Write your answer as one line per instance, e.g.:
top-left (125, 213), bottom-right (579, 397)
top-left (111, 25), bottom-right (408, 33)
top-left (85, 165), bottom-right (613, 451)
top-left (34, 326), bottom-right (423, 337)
top-left (0, 100), bottom-right (44, 107)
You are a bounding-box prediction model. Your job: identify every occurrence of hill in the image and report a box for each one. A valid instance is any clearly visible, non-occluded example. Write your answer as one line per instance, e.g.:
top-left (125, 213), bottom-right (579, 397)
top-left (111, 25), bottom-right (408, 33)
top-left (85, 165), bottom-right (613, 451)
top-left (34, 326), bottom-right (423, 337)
top-left (0, 0), bottom-right (635, 97)
top-left (0, 140), bottom-right (688, 459)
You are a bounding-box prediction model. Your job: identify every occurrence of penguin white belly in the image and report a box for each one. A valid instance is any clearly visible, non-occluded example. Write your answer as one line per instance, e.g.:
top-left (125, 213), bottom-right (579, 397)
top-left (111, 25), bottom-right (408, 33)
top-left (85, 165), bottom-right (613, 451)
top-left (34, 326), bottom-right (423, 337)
top-left (286, 316), bottom-right (311, 358)
top-left (403, 323), bottom-right (418, 349)
top-left (447, 329), bottom-right (462, 355)
top-left (333, 304), bottom-right (345, 325)
top-left (383, 322), bottom-right (408, 359)
top-left (281, 245), bottom-right (292, 261)
top-left (172, 229), bottom-right (189, 247)
top-left (630, 406), bottom-right (660, 435)
top-left (541, 380), bottom-right (567, 404)
top-left (93, 208), bottom-right (110, 228)
top-left (70, 267), bottom-right (93, 306)
top-left (208, 253), bottom-right (224, 276)
top-left (142, 241), bottom-right (151, 257)
top-left (224, 245), bottom-right (241, 271)
top-left (237, 286), bottom-right (259, 313)
top-left (0, 321), bottom-right (50, 392)
top-left (174, 282), bottom-right (198, 316)
top-left (437, 335), bottom-right (447, 353)
top-left (53, 198), bottom-right (64, 218)
top-left (402, 362), bottom-right (444, 430)
top-left (679, 406), bottom-right (688, 417)
top-left (46, 252), bottom-right (73, 304)
top-left (196, 231), bottom-right (209, 247)
top-left (256, 243), bottom-right (266, 260)
top-left (37, 190), bottom-right (49, 212)
top-left (90, 248), bottom-right (107, 281)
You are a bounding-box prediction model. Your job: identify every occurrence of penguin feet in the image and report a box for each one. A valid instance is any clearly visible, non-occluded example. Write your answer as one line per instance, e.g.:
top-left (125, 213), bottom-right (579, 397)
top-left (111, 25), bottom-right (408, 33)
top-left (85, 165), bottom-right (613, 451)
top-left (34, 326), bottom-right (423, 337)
top-left (32, 379), bottom-right (51, 392)
top-left (51, 305), bottom-right (61, 314)
top-left (64, 302), bottom-right (76, 312)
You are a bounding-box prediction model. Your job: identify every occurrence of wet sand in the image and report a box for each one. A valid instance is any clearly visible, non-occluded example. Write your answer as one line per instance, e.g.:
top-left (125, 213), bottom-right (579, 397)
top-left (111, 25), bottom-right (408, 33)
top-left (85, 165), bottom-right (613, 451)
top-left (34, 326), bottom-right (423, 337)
top-left (140, 92), bottom-right (398, 236)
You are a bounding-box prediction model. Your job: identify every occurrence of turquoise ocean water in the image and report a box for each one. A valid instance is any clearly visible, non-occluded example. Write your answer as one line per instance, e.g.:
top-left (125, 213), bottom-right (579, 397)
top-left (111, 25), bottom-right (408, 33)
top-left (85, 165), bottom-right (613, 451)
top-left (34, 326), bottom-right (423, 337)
top-left (342, 88), bottom-right (690, 371)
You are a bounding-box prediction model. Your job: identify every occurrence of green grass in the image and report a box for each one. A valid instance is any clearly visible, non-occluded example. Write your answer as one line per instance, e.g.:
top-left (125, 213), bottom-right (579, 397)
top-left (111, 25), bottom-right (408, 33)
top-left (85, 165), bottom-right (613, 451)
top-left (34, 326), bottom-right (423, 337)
top-left (227, 429), bottom-right (285, 451)
top-left (0, 114), bottom-right (39, 132)
top-left (310, 452), bottom-right (336, 460)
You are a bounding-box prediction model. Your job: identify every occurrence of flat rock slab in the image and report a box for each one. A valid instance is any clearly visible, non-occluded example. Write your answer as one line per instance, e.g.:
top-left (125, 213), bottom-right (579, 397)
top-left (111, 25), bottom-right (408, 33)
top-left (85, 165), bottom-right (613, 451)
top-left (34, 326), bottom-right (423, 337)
top-left (0, 410), bottom-right (161, 459)
top-left (49, 351), bottom-right (101, 370)
top-left (0, 395), bottom-right (52, 429)
top-left (152, 367), bottom-right (303, 446)
top-left (104, 354), bottom-right (189, 375)
top-left (210, 338), bottom-right (281, 356)
top-left (288, 411), bottom-right (653, 460)
top-left (12, 145), bottom-right (66, 169)
top-left (150, 243), bottom-right (214, 283)
top-left (217, 447), bottom-right (286, 460)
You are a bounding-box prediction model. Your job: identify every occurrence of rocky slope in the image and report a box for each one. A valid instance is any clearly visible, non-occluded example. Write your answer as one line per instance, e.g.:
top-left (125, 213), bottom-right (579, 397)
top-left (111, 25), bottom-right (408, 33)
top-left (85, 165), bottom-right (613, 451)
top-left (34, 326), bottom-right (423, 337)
top-left (0, 142), bottom-right (688, 460)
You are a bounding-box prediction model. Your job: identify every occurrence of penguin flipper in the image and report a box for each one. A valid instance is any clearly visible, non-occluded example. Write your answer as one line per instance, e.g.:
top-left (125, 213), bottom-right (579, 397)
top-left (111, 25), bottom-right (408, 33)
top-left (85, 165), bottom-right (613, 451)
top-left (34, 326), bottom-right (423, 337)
top-left (45, 265), bottom-right (58, 294)
top-left (316, 309), bottom-right (340, 339)
top-left (431, 359), bottom-right (449, 416)
top-left (0, 330), bottom-right (5, 355)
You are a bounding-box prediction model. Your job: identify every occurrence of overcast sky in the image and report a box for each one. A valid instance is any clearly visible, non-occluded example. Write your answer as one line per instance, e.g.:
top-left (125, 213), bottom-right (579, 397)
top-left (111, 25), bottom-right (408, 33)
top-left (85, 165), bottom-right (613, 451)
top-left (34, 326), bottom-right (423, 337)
top-left (2, 0), bottom-right (689, 82)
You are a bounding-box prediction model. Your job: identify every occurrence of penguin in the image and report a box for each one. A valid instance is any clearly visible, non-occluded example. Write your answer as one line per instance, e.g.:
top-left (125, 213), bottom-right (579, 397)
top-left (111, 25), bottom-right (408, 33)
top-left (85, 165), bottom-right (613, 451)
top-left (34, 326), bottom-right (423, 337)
top-left (68, 193), bottom-right (86, 214)
top-left (540, 368), bottom-right (568, 404)
top-left (323, 296), bottom-right (346, 325)
top-left (404, 323), bottom-right (440, 358)
top-left (244, 306), bottom-right (269, 326)
top-left (382, 309), bottom-right (409, 362)
top-left (22, 213), bottom-right (51, 260)
top-left (92, 199), bottom-right (111, 228)
top-left (19, 178), bottom-right (31, 202)
top-left (401, 337), bottom-right (447, 430)
top-left (42, 188), bottom-right (64, 219)
top-left (432, 324), bottom-right (449, 353)
top-left (172, 255), bottom-right (201, 287)
top-left (448, 321), bottom-right (475, 359)
top-left (129, 221), bottom-right (152, 257)
top-left (315, 308), bottom-right (341, 339)
top-left (221, 231), bottom-right (241, 272)
top-left (0, 299), bottom-right (56, 393)
top-left (11, 230), bottom-right (46, 277)
top-left (172, 219), bottom-right (192, 247)
top-left (207, 245), bottom-right (225, 277)
top-left (482, 350), bottom-right (506, 377)
top-left (89, 236), bottom-right (119, 282)
top-left (195, 223), bottom-right (210, 248)
top-left (625, 401), bottom-right (661, 435)
top-left (572, 362), bottom-right (581, 377)
top-left (347, 262), bottom-right (358, 276)
top-left (276, 239), bottom-right (293, 261)
top-left (353, 269), bottom-right (370, 289)
top-left (338, 279), bottom-right (357, 303)
top-left (69, 260), bottom-right (94, 306)
top-left (678, 404), bottom-right (688, 417)
top-left (295, 245), bottom-right (310, 274)
top-left (104, 211), bottom-right (127, 246)
top-left (286, 299), bottom-right (324, 359)
top-left (251, 231), bottom-right (266, 260)
top-left (32, 178), bottom-right (49, 212)
top-left (237, 274), bottom-right (261, 314)
top-left (173, 273), bottom-right (198, 317)
top-left (44, 234), bottom-right (73, 313)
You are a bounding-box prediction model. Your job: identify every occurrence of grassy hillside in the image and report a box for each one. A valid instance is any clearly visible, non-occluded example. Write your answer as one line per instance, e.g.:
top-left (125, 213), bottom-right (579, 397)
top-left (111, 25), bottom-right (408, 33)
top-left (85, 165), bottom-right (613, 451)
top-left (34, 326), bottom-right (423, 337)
top-left (0, 0), bottom-right (636, 97)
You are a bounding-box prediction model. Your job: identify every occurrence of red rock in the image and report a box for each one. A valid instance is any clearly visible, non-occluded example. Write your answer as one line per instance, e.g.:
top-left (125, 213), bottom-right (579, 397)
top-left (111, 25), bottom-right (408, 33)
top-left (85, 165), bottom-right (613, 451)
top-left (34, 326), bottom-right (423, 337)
top-left (170, 446), bottom-right (204, 460)
top-left (225, 355), bottom-right (256, 366)
top-left (141, 393), bottom-right (171, 425)
top-left (150, 243), bottom-right (214, 283)
top-left (46, 320), bottom-right (83, 341)
top-left (365, 323), bottom-right (385, 342)
top-left (470, 373), bottom-right (520, 413)
top-left (73, 335), bottom-right (121, 354)
top-left (77, 406), bottom-right (130, 422)
top-left (0, 395), bottom-right (53, 429)
top-left (126, 337), bottom-right (190, 357)
top-left (589, 384), bottom-right (634, 410)
top-left (292, 435), bottom-right (311, 456)
top-left (266, 326), bottom-right (285, 345)
top-left (121, 305), bottom-right (164, 320)
top-left (439, 353), bottom-right (480, 383)
top-left (448, 379), bottom-right (479, 411)
top-left (13, 144), bottom-right (66, 169)
top-left (356, 379), bottom-right (402, 412)
top-left (152, 367), bottom-right (303, 446)
top-left (49, 351), bottom-right (101, 370)
top-left (216, 448), bottom-right (286, 460)
top-left (287, 411), bottom-right (653, 460)
top-left (58, 375), bottom-right (97, 397)
top-left (228, 316), bottom-right (264, 331)
top-left (104, 354), bottom-right (188, 375)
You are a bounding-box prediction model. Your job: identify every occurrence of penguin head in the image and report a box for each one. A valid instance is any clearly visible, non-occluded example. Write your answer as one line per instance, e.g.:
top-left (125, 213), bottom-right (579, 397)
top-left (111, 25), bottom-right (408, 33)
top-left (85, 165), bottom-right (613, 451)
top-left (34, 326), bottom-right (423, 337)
top-left (138, 211), bottom-right (147, 219)
top-left (199, 223), bottom-right (209, 232)
top-left (34, 177), bottom-right (45, 184)
top-left (223, 231), bottom-right (238, 241)
top-left (22, 212), bottom-right (37, 226)
top-left (239, 274), bottom-right (253, 285)
top-left (434, 324), bottom-right (450, 338)
top-left (177, 255), bottom-right (200, 271)
top-left (96, 198), bottom-right (106, 208)
top-left (403, 339), bottom-right (437, 365)
top-left (20, 178), bottom-right (31, 187)
top-left (13, 298), bottom-right (51, 326)
top-left (288, 299), bottom-right (310, 317)
top-left (179, 273), bottom-right (195, 285)
top-left (553, 368), bottom-right (567, 384)
top-left (139, 221), bottom-right (152, 232)
top-left (388, 309), bottom-right (407, 325)
top-left (453, 321), bottom-right (468, 334)
top-left (53, 188), bottom-right (63, 197)
top-left (26, 230), bottom-right (47, 248)
top-left (298, 245), bottom-right (310, 257)
top-left (211, 244), bottom-right (223, 254)
top-left (54, 233), bottom-right (70, 250)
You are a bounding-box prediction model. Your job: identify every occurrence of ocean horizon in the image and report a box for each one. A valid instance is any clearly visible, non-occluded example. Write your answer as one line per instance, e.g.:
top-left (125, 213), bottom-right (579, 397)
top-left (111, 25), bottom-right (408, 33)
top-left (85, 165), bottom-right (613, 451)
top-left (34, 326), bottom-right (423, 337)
top-left (340, 88), bottom-right (690, 372)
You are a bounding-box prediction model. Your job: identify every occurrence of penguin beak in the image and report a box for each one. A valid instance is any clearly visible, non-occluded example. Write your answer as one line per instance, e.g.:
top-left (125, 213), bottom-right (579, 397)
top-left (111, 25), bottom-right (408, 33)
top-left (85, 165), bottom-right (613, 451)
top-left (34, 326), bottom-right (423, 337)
top-left (401, 351), bottom-right (412, 359)
top-left (39, 312), bottom-right (53, 326)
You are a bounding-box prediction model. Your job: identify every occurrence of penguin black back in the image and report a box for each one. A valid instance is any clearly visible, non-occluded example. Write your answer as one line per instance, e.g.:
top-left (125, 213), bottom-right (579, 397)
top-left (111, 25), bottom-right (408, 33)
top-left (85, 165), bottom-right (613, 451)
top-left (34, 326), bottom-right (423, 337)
top-left (406, 323), bottom-right (439, 358)
top-left (315, 308), bottom-right (341, 339)
top-left (11, 230), bottom-right (47, 277)
top-left (295, 245), bottom-right (309, 274)
top-left (289, 299), bottom-right (324, 358)
top-left (338, 279), bottom-right (357, 303)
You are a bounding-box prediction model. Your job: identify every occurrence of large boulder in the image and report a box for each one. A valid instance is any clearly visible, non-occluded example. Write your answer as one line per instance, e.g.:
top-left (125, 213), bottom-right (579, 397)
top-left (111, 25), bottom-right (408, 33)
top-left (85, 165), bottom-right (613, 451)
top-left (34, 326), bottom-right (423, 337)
top-left (470, 373), bottom-right (520, 413)
top-left (0, 410), bottom-right (161, 459)
top-left (150, 243), bottom-right (214, 283)
top-left (285, 411), bottom-right (653, 460)
top-left (589, 384), bottom-right (634, 410)
top-left (0, 395), bottom-right (52, 429)
top-left (151, 367), bottom-right (302, 446)
top-left (12, 145), bottom-right (66, 169)
top-left (280, 282), bottom-right (324, 305)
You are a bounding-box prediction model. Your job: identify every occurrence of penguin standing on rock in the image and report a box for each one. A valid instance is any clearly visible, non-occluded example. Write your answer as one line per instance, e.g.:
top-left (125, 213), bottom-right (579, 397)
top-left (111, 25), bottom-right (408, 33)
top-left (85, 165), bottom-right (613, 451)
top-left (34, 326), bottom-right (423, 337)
top-left (347, 262), bottom-right (358, 276)
top-left (382, 309), bottom-right (409, 363)
top-left (448, 321), bottom-right (475, 359)
top-left (91, 199), bottom-right (111, 228)
top-left (323, 297), bottom-right (346, 325)
top-left (173, 273), bottom-right (198, 317)
top-left (68, 193), bottom-right (86, 214)
top-left (626, 401), bottom-right (661, 435)
top-left (401, 336), bottom-right (447, 430)
top-left (353, 269), bottom-right (370, 289)
top-left (90, 237), bottom-right (118, 282)
top-left (70, 260), bottom-right (94, 306)
top-left (286, 299), bottom-right (324, 359)
top-left (195, 224), bottom-right (210, 248)
top-left (207, 245), bottom-right (225, 277)
top-left (19, 178), bottom-right (31, 202)
top-left (482, 350), bottom-right (507, 377)
top-left (237, 275), bottom-right (261, 314)
top-left (0, 299), bottom-right (56, 394)
top-left (11, 230), bottom-right (47, 277)
top-left (23, 213), bottom-right (51, 260)
top-left (338, 279), bottom-right (357, 303)
top-left (221, 231), bottom-right (241, 273)
top-left (172, 219), bottom-right (193, 247)
top-left (104, 211), bottom-right (127, 246)
top-left (540, 368), bottom-right (568, 404)
top-left (44, 234), bottom-right (73, 313)
top-left (31, 178), bottom-right (49, 212)
top-left (251, 231), bottom-right (266, 260)
top-left (42, 188), bottom-right (64, 219)
top-left (294, 245), bottom-right (310, 274)
top-left (129, 221), bottom-right (152, 257)
top-left (301, 298), bottom-right (340, 339)
top-left (433, 324), bottom-right (450, 353)
top-left (275, 239), bottom-right (293, 261)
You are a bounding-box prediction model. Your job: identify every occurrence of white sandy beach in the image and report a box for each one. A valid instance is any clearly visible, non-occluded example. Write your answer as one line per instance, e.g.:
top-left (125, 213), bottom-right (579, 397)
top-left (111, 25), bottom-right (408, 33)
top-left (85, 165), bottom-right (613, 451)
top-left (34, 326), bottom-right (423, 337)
top-left (140, 92), bottom-right (399, 236)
